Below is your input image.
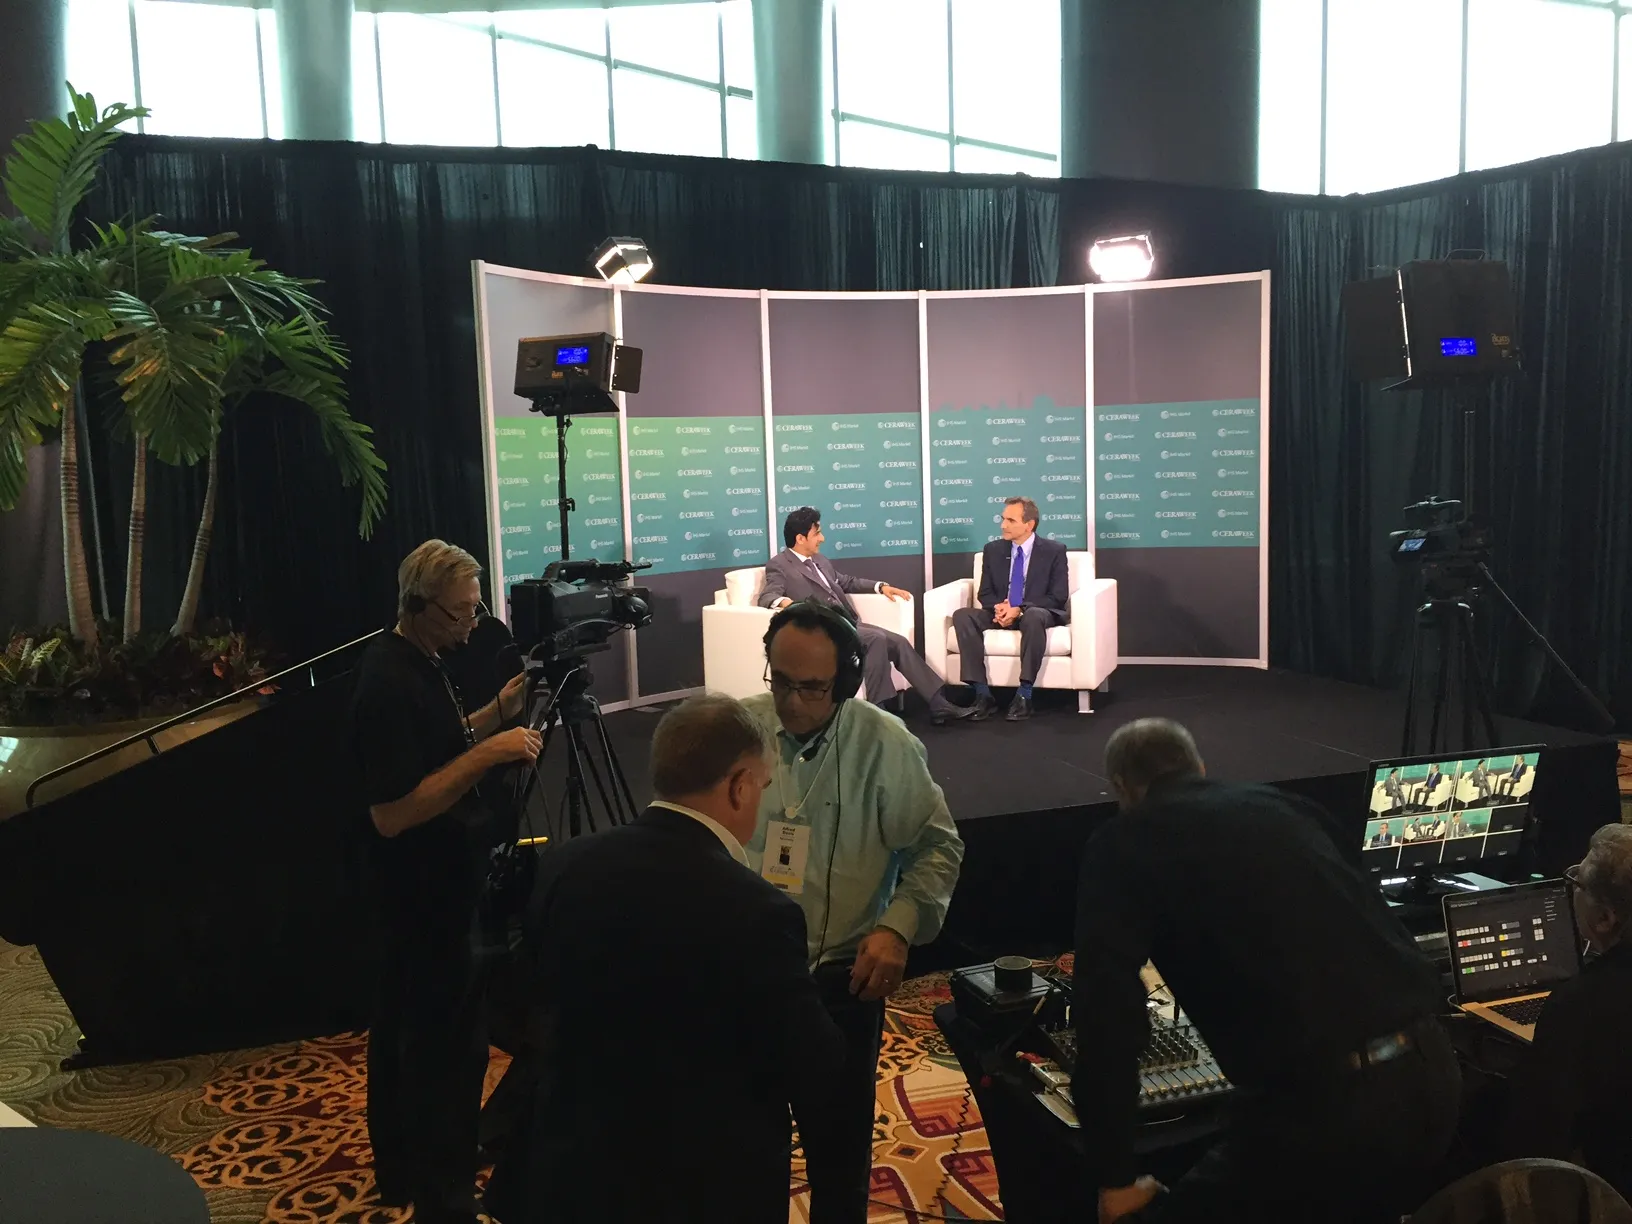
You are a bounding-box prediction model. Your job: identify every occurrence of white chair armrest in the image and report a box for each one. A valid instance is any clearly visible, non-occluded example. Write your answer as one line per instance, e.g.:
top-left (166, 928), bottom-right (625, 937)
top-left (713, 589), bottom-right (729, 606)
top-left (923, 578), bottom-right (973, 679)
top-left (702, 603), bottom-right (776, 700)
top-left (851, 592), bottom-right (914, 645)
top-left (1068, 577), bottom-right (1118, 690)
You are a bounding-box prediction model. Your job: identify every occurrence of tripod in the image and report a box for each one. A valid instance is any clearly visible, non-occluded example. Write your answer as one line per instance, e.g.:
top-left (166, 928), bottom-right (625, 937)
top-left (518, 654), bottom-right (639, 840)
top-left (1401, 594), bottom-right (1501, 757)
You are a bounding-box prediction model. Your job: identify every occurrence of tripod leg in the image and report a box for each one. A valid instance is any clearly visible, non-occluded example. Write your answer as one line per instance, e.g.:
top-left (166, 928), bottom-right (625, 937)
top-left (575, 730), bottom-right (621, 830)
top-left (1428, 610), bottom-right (1451, 757)
top-left (1456, 608), bottom-right (1476, 751)
top-left (563, 726), bottom-right (593, 837)
top-left (591, 711), bottom-right (639, 824)
top-left (1403, 609), bottom-right (1427, 756)
top-left (1458, 604), bottom-right (1502, 749)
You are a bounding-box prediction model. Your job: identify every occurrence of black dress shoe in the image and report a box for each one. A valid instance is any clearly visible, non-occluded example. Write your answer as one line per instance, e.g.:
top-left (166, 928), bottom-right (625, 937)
top-left (928, 690), bottom-right (975, 725)
top-left (1005, 692), bottom-right (1034, 721)
top-left (967, 692), bottom-right (1000, 721)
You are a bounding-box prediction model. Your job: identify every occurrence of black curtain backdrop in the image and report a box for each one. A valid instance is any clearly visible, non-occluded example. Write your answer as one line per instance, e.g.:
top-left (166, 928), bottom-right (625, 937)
top-left (57, 135), bottom-right (1632, 729)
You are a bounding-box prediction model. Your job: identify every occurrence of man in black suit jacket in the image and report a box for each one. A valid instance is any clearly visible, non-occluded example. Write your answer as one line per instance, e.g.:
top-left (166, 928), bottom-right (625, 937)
top-left (950, 496), bottom-right (1070, 722)
top-left (484, 694), bottom-right (844, 1224)
top-left (761, 507), bottom-right (971, 724)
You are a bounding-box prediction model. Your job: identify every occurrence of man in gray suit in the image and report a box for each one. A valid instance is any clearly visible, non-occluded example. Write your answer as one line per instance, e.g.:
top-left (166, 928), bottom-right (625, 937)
top-left (760, 508), bottom-right (972, 725)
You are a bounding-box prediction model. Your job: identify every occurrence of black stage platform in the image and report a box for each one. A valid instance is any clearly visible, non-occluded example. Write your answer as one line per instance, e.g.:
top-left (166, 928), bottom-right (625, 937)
top-left (593, 666), bottom-right (1621, 963)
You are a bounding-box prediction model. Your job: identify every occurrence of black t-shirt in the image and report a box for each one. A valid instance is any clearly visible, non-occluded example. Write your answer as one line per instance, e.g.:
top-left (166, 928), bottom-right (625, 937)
top-left (350, 629), bottom-right (484, 925)
top-left (1071, 776), bottom-right (1441, 1186)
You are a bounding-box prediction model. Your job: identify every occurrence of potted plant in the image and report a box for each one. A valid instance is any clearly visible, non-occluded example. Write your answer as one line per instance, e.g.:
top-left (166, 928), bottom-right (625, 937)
top-left (0, 88), bottom-right (387, 814)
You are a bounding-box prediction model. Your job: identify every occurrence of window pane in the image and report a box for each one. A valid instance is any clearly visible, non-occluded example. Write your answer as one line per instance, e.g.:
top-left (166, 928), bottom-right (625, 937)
top-left (835, 0), bottom-right (949, 132)
top-left (377, 13), bottom-right (497, 146)
top-left (1620, 13), bottom-right (1632, 140)
top-left (612, 69), bottom-right (723, 157)
top-left (951, 0), bottom-right (1058, 156)
top-left (67, 0), bottom-right (137, 121)
top-left (954, 142), bottom-right (1057, 176)
top-left (134, 0), bottom-right (265, 138)
top-left (258, 9), bottom-right (283, 140)
top-left (727, 92), bottom-right (758, 159)
top-left (839, 119), bottom-right (950, 172)
top-left (352, 12), bottom-right (382, 143)
top-left (1325, 0), bottom-right (1461, 194)
top-left (722, 0), bottom-right (755, 91)
top-left (1257, 0), bottom-right (1323, 193)
top-left (499, 40), bottom-right (610, 149)
top-left (496, 10), bottom-right (606, 55)
top-left (1466, 0), bottom-right (1615, 172)
top-left (609, 2), bottom-right (720, 82)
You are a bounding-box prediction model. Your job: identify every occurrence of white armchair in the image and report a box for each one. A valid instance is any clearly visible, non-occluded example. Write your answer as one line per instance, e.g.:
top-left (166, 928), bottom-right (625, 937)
top-left (923, 550), bottom-right (1117, 713)
top-left (701, 567), bottom-right (915, 703)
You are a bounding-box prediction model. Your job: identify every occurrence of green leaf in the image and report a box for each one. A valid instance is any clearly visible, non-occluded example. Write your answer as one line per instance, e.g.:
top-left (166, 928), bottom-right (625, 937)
top-left (0, 300), bottom-right (97, 510)
top-left (102, 289), bottom-right (226, 464)
top-left (3, 86), bottom-right (147, 254)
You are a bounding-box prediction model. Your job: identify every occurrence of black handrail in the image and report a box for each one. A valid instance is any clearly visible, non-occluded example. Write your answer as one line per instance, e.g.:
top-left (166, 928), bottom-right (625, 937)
top-left (24, 628), bottom-right (385, 810)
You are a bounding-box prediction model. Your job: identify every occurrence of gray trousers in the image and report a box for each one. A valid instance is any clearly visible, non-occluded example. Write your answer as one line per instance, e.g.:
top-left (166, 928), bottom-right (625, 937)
top-left (855, 623), bottom-right (943, 705)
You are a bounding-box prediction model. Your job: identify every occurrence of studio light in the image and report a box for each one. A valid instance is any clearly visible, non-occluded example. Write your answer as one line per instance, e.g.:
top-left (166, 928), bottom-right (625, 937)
top-left (1088, 233), bottom-right (1155, 283)
top-left (591, 236), bottom-right (654, 285)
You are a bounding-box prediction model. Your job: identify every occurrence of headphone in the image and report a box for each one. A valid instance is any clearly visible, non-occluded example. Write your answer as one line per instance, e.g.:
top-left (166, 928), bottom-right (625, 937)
top-left (763, 598), bottom-right (865, 704)
top-left (403, 592), bottom-right (428, 615)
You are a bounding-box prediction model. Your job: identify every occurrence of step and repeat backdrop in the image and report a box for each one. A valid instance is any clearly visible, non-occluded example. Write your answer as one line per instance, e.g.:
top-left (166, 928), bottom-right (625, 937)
top-left (475, 265), bottom-right (1268, 707)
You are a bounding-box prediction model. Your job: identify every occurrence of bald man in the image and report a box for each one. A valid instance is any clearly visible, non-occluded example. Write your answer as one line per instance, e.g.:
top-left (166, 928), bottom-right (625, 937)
top-left (1073, 719), bottom-right (1458, 1224)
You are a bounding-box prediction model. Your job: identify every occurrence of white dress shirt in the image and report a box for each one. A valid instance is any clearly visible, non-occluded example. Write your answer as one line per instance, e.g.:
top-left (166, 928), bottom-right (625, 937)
top-left (650, 800), bottom-right (749, 866)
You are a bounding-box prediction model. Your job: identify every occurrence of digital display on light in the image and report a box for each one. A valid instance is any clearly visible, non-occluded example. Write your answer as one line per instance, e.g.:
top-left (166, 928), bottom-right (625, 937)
top-left (555, 345), bottom-right (591, 367)
top-left (1441, 337), bottom-right (1477, 357)
top-left (1398, 536), bottom-right (1426, 553)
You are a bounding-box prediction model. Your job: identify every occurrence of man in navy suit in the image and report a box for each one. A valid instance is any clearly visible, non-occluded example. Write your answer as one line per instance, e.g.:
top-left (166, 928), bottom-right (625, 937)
top-left (485, 694), bottom-right (844, 1223)
top-left (950, 496), bottom-right (1070, 722)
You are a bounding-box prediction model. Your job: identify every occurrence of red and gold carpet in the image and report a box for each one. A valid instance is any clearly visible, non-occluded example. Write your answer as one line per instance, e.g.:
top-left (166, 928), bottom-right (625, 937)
top-left (0, 938), bottom-right (1003, 1222)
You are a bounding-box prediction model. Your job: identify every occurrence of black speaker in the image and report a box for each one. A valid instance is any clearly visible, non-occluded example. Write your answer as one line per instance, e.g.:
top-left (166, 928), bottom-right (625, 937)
top-left (1342, 260), bottom-right (1519, 387)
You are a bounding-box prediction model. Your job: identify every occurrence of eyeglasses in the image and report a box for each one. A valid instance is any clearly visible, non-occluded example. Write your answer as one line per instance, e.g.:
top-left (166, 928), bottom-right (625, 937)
top-left (434, 599), bottom-right (489, 627)
top-left (764, 668), bottom-right (834, 702)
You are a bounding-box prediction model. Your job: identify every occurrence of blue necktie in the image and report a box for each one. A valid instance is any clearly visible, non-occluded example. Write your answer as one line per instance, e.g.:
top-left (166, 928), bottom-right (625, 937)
top-left (1007, 545), bottom-right (1025, 606)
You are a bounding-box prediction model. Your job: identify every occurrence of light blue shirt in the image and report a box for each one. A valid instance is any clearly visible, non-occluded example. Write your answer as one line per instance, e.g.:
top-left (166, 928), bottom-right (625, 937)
top-left (741, 693), bottom-right (964, 968)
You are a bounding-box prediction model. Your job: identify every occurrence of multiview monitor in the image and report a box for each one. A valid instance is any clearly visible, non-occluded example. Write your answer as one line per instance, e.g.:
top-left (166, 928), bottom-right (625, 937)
top-left (1362, 745), bottom-right (1542, 880)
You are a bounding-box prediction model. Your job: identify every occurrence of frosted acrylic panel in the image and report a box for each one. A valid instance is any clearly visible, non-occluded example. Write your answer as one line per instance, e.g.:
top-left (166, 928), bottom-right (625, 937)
top-left (1257, 0), bottom-right (1323, 193)
top-left (1325, 0), bottom-right (1461, 194)
top-left (609, 2), bottom-right (720, 82)
top-left (377, 13), bottom-right (498, 146)
top-left (67, 0), bottom-right (137, 122)
top-left (611, 70), bottom-right (723, 157)
top-left (258, 9), bottom-right (283, 140)
top-left (840, 120), bottom-right (950, 172)
top-left (951, 0), bottom-right (1059, 155)
top-left (727, 93), bottom-right (758, 160)
top-left (496, 10), bottom-right (607, 55)
top-left (954, 143), bottom-right (1058, 177)
top-left (722, 0), bottom-right (755, 91)
top-left (134, 1), bottom-right (265, 138)
top-left (835, 0), bottom-right (949, 131)
top-left (351, 13), bottom-right (383, 143)
top-left (1466, 0), bottom-right (1614, 172)
top-left (498, 39), bottom-right (611, 149)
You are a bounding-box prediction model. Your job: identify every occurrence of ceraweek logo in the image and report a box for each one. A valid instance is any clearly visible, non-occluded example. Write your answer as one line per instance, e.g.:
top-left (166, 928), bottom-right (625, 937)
top-left (1214, 529), bottom-right (1254, 539)
top-left (1213, 407), bottom-right (1256, 416)
top-left (1213, 449), bottom-right (1256, 458)
top-left (1041, 435), bottom-right (1080, 443)
top-left (496, 427), bottom-right (525, 438)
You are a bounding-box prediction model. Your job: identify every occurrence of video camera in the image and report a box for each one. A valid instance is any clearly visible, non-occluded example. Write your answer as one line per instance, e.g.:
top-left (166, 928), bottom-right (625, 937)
top-left (1390, 497), bottom-right (1492, 600)
top-left (508, 559), bottom-right (653, 665)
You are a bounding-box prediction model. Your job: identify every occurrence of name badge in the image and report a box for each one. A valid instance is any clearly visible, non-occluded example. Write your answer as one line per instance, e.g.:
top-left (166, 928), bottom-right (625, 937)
top-left (761, 821), bottom-right (811, 894)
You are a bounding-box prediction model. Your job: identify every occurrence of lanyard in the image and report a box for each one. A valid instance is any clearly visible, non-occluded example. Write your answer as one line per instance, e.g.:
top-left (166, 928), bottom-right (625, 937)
top-left (433, 658), bottom-right (476, 748)
top-left (775, 710), bottom-right (842, 823)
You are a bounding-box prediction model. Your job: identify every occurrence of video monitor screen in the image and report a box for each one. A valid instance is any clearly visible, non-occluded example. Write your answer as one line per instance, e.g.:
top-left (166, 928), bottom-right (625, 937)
top-left (1361, 745), bottom-right (1541, 879)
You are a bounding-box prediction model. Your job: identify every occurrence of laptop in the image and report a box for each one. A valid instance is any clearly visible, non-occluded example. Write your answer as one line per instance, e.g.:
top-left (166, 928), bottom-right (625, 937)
top-left (1442, 879), bottom-right (1582, 1042)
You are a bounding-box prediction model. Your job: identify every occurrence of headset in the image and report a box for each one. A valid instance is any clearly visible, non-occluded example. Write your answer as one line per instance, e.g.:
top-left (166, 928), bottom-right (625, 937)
top-left (762, 598), bottom-right (865, 704)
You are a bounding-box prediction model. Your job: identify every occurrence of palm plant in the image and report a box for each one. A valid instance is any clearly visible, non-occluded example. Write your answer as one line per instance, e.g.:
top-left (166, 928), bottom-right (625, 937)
top-left (0, 88), bottom-right (387, 646)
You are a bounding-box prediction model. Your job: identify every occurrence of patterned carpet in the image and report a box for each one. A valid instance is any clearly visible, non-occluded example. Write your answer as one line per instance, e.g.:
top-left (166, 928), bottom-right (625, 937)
top-left (0, 938), bottom-right (1001, 1222)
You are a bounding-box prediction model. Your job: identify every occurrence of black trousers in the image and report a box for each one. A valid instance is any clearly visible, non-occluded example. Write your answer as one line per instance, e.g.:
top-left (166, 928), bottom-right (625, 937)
top-left (855, 623), bottom-right (944, 705)
top-left (801, 969), bottom-right (886, 1224)
top-left (951, 605), bottom-right (1066, 685)
top-left (368, 907), bottom-right (489, 1222)
top-left (1130, 1019), bottom-right (1462, 1224)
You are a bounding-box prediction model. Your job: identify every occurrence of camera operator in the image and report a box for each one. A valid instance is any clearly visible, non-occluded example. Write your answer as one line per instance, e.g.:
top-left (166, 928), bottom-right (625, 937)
top-left (350, 539), bottom-right (541, 1224)
top-left (744, 600), bottom-right (964, 1223)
